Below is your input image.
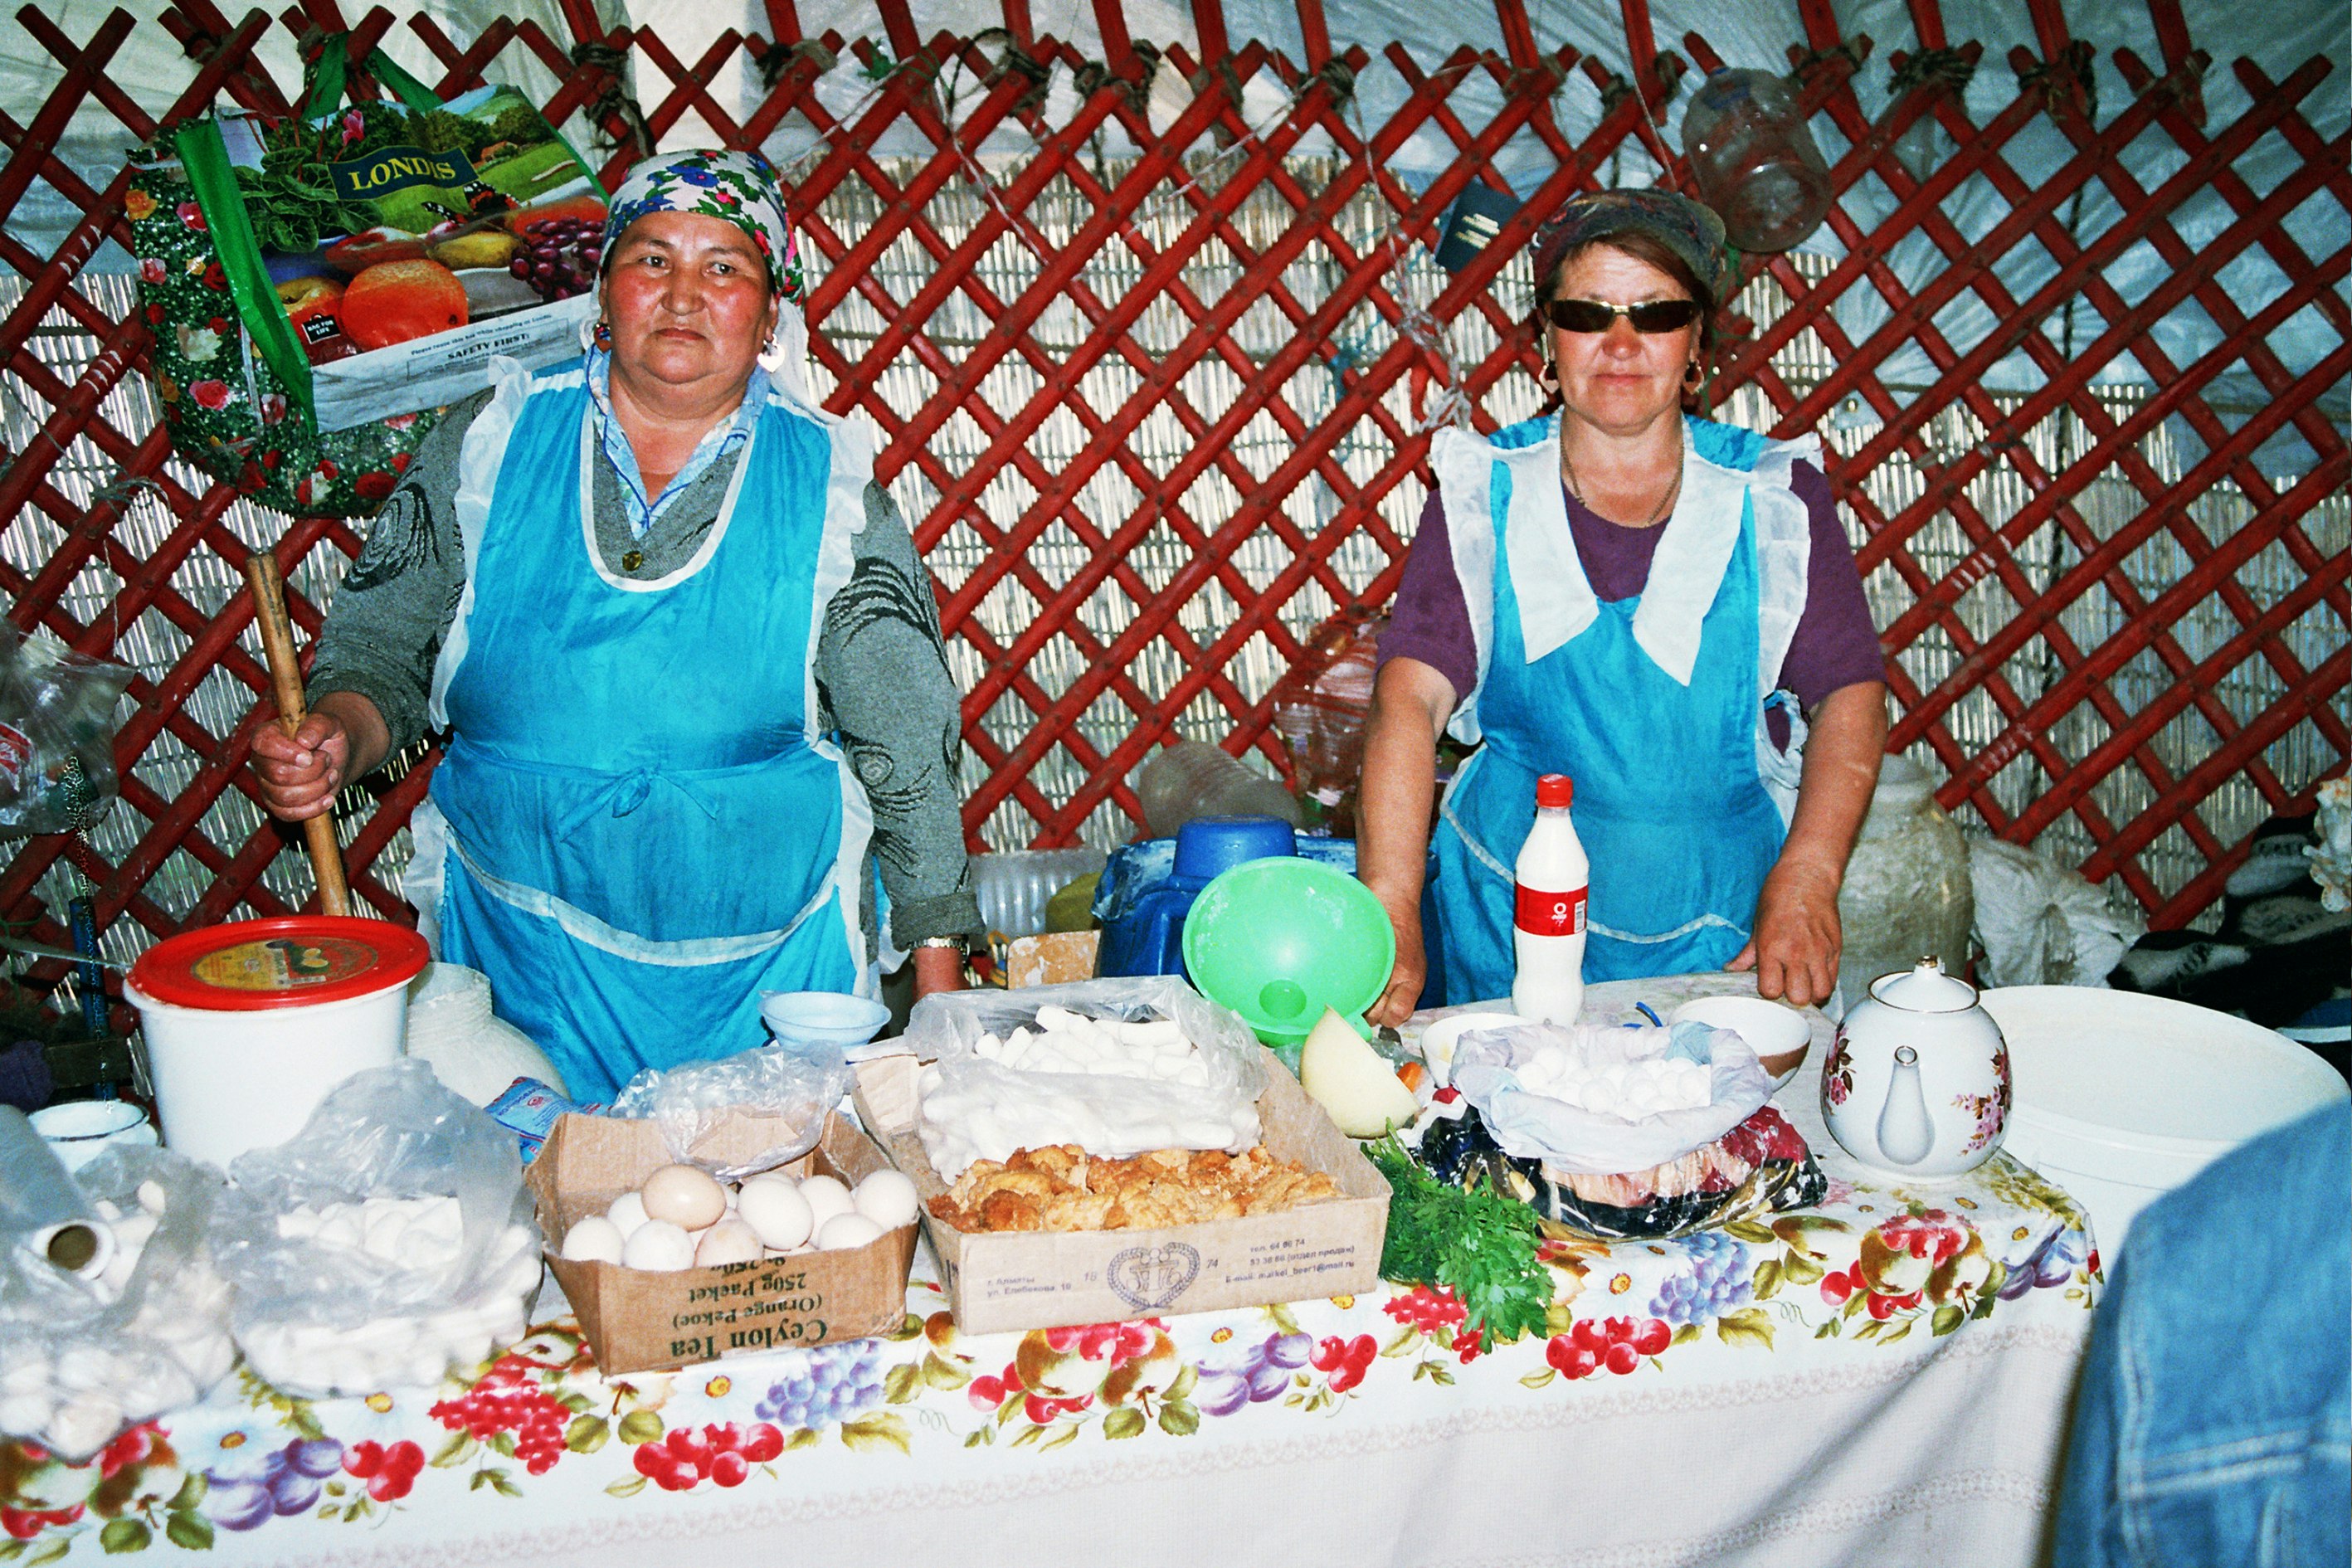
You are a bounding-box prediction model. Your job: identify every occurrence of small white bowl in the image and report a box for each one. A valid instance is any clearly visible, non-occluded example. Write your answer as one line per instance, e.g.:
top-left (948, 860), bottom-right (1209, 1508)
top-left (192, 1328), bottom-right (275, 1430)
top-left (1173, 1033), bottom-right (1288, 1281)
top-left (30, 1099), bottom-right (159, 1174)
top-left (1669, 996), bottom-right (1814, 1088)
top-left (759, 991), bottom-right (892, 1050)
top-left (1415, 1010), bottom-right (1531, 1087)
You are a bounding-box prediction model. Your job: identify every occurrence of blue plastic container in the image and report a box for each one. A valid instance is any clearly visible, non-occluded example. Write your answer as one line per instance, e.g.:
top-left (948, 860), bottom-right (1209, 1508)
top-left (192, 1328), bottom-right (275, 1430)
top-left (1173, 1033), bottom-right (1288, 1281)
top-left (1095, 819), bottom-right (1360, 979)
top-left (1172, 816), bottom-right (1298, 879)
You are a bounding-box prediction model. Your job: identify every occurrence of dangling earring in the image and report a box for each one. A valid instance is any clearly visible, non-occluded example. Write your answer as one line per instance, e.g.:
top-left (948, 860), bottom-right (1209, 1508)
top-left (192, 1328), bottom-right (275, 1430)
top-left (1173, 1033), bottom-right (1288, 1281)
top-left (1540, 360), bottom-right (1559, 387)
top-left (1683, 359), bottom-right (1703, 390)
top-left (592, 319), bottom-right (613, 351)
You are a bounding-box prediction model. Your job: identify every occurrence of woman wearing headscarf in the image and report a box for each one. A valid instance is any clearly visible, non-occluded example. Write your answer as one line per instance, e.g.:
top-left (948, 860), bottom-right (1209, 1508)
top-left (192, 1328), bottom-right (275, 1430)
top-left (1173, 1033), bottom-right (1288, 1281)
top-left (1360, 189), bottom-right (1887, 1022)
top-left (251, 149), bottom-right (979, 1098)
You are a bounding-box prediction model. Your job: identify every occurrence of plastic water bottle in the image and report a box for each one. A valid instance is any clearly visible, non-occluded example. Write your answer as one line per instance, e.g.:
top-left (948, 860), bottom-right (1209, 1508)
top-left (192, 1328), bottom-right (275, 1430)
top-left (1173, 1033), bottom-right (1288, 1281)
top-left (1512, 773), bottom-right (1589, 1025)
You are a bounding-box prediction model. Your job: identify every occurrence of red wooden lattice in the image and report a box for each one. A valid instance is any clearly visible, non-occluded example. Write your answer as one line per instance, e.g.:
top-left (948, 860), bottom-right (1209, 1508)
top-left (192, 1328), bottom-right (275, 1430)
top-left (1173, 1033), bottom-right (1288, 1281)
top-left (0, 0), bottom-right (2343, 1015)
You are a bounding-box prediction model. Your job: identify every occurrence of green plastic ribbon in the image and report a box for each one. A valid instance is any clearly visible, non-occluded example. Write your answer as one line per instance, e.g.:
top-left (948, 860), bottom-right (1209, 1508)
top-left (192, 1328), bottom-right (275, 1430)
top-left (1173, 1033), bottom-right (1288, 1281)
top-left (302, 37), bottom-right (442, 119)
top-left (173, 117), bottom-right (314, 427)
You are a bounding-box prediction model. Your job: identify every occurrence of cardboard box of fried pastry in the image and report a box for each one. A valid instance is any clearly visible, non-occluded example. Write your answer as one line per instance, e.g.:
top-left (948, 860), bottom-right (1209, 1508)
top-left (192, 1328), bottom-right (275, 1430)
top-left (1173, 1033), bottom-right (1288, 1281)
top-left (525, 1110), bottom-right (917, 1375)
top-left (852, 1048), bottom-right (1390, 1336)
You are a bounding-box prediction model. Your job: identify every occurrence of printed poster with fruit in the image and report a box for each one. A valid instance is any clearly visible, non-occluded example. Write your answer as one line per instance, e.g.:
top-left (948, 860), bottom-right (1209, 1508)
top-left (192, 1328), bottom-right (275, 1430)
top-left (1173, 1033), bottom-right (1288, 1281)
top-left (128, 56), bottom-right (606, 518)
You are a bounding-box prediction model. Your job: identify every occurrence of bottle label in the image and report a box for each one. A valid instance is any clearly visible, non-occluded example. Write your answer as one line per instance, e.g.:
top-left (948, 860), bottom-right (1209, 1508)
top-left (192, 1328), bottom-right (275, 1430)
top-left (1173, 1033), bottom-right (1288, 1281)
top-left (1514, 884), bottom-right (1587, 937)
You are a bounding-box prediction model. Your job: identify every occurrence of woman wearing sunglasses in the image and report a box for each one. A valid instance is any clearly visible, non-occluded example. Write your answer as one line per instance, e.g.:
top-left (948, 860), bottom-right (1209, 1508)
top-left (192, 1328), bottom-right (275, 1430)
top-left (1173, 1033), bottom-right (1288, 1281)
top-left (1360, 188), bottom-right (1887, 1022)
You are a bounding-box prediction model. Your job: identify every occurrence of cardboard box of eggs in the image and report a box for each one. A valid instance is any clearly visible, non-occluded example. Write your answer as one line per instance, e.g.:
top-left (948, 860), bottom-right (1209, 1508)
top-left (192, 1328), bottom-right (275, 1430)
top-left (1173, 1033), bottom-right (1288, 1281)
top-left (524, 1110), bottom-right (917, 1376)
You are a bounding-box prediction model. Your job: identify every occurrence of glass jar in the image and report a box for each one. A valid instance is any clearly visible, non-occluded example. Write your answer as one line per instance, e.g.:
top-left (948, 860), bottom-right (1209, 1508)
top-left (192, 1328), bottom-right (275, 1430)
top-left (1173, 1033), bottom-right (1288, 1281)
top-left (1679, 69), bottom-right (1833, 252)
top-left (1836, 754), bottom-right (1975, 1011)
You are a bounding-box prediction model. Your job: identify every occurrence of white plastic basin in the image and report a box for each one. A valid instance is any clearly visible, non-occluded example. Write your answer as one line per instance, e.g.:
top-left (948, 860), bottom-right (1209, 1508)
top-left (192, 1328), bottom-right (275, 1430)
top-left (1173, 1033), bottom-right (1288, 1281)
top-left (1979, 986), bottom-right (2348, 1249)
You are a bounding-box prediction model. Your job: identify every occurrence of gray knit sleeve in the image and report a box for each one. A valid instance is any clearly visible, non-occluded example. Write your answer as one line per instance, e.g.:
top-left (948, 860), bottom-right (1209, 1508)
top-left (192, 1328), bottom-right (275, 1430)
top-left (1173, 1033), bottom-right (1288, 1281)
top-left (305, 391), bottom-right (489, 756)
top-left (815, 483), bottom-right (981, 947)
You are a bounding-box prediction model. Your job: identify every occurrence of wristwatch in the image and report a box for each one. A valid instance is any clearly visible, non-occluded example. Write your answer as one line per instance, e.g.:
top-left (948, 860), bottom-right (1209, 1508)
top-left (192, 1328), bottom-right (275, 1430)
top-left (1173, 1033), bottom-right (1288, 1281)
top-left (913, 935), bottom-right (967, 952)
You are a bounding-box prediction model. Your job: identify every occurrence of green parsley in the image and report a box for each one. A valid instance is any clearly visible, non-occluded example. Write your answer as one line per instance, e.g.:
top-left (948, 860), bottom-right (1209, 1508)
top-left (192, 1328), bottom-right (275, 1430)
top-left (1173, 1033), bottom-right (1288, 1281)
top-left (1371, 1138), bottom-right (1552, 1351)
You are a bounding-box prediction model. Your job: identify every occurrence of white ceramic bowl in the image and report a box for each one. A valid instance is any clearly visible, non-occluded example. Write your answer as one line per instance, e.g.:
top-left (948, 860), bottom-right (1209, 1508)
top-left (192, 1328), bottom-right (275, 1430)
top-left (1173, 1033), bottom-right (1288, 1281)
top-left (759, 991), bottom-right (892, 1049)
top-left (1414, 1010), bottom-right (1530, 1088)
top-left (29, 1099), bottom-right (159, 1173)
top-left (1668, 995), bottom-right (1813, 1088)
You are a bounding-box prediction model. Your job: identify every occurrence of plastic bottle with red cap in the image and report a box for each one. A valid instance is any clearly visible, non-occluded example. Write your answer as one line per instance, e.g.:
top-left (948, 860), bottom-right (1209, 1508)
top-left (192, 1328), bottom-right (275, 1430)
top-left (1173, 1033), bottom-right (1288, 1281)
top-left (1512, 773), bottom-right (1589, 1025)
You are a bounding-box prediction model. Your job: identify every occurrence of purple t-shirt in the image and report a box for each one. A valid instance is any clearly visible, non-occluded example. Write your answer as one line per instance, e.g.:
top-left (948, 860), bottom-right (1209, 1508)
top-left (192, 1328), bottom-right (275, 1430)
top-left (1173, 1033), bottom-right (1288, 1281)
top-left (1379, 459), bottom-right (1884, 729)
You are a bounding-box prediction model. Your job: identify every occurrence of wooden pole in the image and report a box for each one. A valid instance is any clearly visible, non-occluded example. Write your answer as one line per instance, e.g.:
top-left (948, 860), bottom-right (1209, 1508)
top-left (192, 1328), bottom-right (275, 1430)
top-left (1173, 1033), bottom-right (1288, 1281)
top-left (242, 552), bottom-right (352, 918)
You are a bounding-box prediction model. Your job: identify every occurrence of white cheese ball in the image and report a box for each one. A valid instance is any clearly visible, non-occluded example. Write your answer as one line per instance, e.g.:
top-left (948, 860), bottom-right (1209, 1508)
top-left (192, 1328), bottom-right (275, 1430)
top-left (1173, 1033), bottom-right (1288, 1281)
top-left (606, 1190), bottom-right (650, 1239)
top-left (736, 1176), bottom-right (814, 1250)
top-left (852, 1170), bottom-right (919, 1230)
top-left (561, 1215), bottom-right (626, 1264)
top-left (816, 1213), bottom-right (884, 1251)
top-left (640, 1164), bottom-right (728, 1231)
top-left (797, 1176), bottom-right (855, 1234)
top-left (620, 1219), bottom-right (695, 1272)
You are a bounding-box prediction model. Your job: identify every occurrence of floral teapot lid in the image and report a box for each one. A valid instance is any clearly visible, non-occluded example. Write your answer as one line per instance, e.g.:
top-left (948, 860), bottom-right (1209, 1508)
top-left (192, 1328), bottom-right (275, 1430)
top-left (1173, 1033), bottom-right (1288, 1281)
top-left (1867, 957), bottom-right (1979, 1014)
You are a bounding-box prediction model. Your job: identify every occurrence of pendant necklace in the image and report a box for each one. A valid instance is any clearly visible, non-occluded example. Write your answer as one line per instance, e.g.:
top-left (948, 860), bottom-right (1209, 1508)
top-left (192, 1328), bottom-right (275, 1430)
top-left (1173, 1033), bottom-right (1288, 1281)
top-left (1563, 427), bottom-right (1684, 528)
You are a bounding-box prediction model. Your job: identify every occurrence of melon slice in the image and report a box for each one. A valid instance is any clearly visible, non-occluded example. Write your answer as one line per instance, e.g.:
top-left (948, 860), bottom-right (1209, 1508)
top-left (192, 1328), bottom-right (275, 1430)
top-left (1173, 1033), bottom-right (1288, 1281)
top-left (1299, 1008), bottom-right (1419, 1138)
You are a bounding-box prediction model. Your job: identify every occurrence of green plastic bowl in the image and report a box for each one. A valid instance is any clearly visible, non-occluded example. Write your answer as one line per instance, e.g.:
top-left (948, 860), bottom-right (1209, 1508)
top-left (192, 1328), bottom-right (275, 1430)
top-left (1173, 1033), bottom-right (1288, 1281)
top-left (1181, 857), bottom-right (1395, 1048)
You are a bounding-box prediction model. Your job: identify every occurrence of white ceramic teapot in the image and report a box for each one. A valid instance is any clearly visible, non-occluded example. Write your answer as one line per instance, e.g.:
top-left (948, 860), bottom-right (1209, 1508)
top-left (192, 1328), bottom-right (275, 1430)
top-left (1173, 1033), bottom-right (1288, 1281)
top-left (1820, 959), bottom-right (2011, 1179)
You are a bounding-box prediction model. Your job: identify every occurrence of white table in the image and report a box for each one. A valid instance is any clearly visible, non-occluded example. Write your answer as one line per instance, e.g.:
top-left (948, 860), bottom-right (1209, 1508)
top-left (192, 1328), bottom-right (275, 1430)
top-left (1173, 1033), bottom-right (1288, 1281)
top-left (1, 979), bottom-right (2099, 1567)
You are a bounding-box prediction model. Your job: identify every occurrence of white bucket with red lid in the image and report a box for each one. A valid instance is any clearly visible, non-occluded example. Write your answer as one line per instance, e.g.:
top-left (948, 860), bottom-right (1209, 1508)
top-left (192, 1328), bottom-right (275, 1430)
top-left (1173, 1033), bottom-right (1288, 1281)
top-left (126, 916), bottom-right (430, 1170)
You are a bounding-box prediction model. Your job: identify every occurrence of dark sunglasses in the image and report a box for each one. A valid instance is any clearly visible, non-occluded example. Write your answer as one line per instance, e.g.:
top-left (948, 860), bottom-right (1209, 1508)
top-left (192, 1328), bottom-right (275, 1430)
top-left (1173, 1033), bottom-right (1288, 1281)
top-left (1545, 297), bottom-right (1703, 334)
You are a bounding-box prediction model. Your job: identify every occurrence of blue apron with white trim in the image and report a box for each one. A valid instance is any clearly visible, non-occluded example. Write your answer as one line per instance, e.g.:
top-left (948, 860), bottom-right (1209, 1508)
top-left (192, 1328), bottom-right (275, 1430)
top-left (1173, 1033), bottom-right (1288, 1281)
top-left (1430, 416), bottom-right (1789, 1005)
top-left (426, 371), bottom-right (866, 1099)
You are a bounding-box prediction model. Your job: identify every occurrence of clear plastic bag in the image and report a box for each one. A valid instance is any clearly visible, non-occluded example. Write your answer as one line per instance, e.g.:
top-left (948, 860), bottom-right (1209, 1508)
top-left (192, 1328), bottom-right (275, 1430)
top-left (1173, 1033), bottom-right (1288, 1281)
top-left (0, 1146), bottom-right (236, 1460)
top-left (609, 1044), bottom-right (849, 1181)
top-left (1451, 1020), bottom-right (1771, 1175)
top-left (0, 628), bottom-right (134, 838)
top-left (903, 977), bottom-right (1269, 1181)
top-left (1970, 838), bottom-right (2144, 987)
top-left (1435, 1019), bottom-right (1824, 1241)
top-left (212, 1061), bottom-right (542, 1398)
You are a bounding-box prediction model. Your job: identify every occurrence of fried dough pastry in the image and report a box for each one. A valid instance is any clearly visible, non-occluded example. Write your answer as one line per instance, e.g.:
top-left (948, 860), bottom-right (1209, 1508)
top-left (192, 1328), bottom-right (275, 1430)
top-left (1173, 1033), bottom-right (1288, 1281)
top-left (927, 1143), bottom-right (1340, 1233)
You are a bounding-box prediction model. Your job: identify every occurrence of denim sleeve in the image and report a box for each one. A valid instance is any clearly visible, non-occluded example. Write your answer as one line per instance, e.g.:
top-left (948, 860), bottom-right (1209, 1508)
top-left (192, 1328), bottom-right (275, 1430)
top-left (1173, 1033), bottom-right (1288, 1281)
top-left (2051, 1254), bottom-right (2132, 1568)
top-left (2051, 1104), bottom-right (2352, 1568)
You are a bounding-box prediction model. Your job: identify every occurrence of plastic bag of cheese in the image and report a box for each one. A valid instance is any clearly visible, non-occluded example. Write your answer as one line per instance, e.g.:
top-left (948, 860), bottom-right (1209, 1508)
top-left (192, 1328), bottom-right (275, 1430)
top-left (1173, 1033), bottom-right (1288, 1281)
top-left (1450, 1020), bottom-right (1770, 1174)
top-left (0, 1145), bottom-right (236, 1460)
top-left (902, 977), bottom-right (1269, 1182)
top-left (211, 1061), bottom-right (543, 1398)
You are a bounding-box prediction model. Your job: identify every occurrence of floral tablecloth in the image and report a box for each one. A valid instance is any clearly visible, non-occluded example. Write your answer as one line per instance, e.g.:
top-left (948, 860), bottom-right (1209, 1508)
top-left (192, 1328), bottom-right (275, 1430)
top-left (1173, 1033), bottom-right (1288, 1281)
top-left (0, 979), bottom-right (2101, 1568)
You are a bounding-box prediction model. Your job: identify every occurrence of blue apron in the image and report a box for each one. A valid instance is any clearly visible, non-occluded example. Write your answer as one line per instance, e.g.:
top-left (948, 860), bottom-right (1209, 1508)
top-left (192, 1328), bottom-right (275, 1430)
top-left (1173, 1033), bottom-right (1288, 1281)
top-left (417, 363), bottom-right (873, 1099)
top-left (1428, 415), bottom-right (1814, 1006)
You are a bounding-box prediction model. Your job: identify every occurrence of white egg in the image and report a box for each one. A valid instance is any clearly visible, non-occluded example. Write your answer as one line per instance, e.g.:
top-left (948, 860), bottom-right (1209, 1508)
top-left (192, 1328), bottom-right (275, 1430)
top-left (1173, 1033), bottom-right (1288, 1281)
top-left (640, 1165), bottom-right (728, 1230)
top-left (561, 1215), bottom-right (626, 1264)
top-left (736, 1176), bottom-right (814, 1250)
top-left (606, 1191), bottom-right (650, 1239)
top-left (620, 1219), bottom-right (695, 1272)
top-left (797, 1175), bottom-right (855, 1233)
top-left (852, 1170), bottom-right (920, 1230)
top-left (816, 1213), bottom-right (884, 1251)
top-left (694, 1217), bottom-right (764, 1268)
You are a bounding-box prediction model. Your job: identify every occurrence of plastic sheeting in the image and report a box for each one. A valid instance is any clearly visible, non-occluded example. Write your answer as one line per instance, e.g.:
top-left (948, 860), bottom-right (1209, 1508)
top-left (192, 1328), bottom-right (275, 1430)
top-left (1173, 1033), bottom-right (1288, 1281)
top-left (8, 0), bottom-right (2345, 405)
top-left (625, 0), bottom-right (2346, 407)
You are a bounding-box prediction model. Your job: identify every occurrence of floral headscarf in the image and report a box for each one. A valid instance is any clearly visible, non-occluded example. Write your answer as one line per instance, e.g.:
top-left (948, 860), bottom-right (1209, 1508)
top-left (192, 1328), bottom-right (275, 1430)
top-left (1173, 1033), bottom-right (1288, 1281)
top-left (598, 148), bottom-right (806, 307)
top-left (595, 148), bottom-right (816, 401)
